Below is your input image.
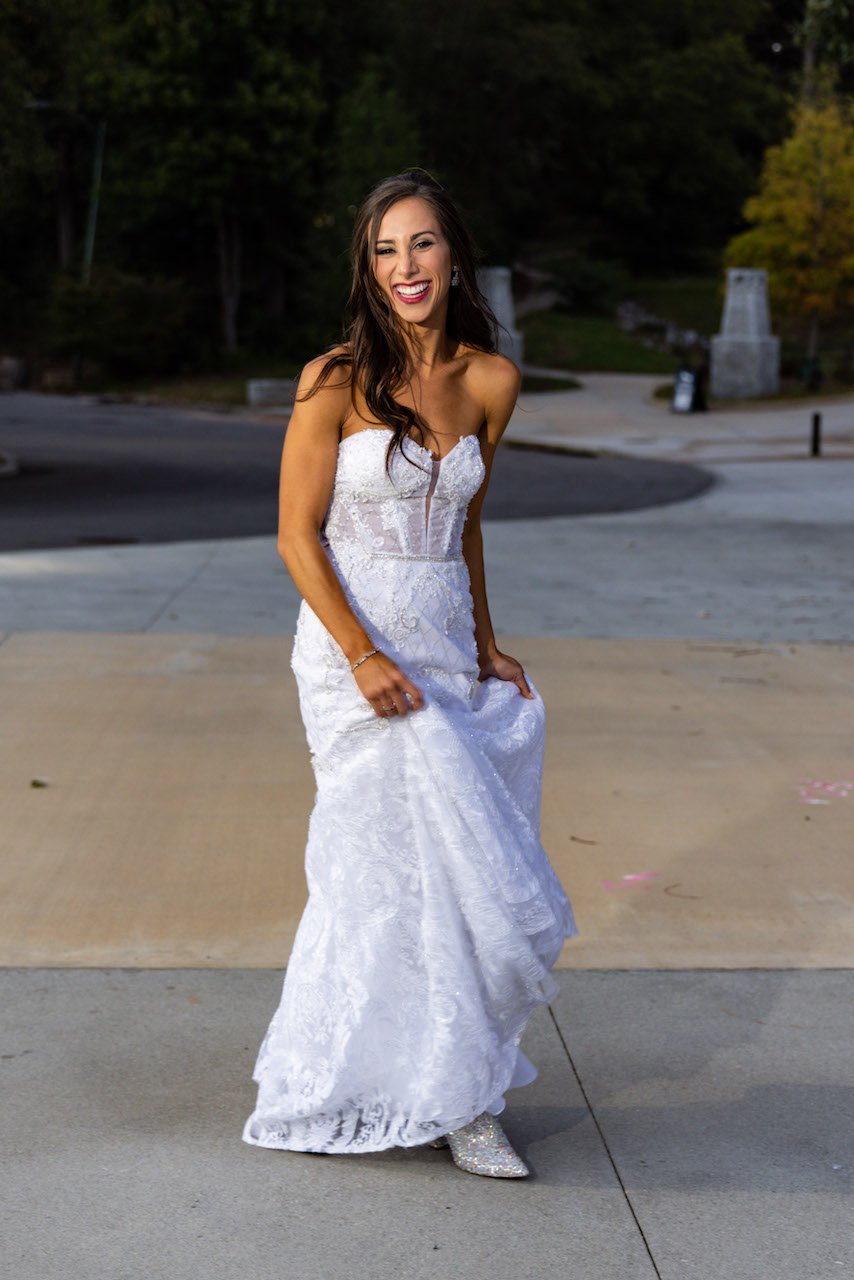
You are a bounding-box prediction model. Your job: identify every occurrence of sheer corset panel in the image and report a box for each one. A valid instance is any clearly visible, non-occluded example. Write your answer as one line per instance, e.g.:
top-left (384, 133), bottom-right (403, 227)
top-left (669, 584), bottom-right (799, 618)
top-left (323, 430), bottom-right (485, 562)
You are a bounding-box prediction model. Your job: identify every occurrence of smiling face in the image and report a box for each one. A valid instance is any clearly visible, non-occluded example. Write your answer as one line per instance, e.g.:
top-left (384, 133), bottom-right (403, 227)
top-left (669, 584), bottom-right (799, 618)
top-left (373, 196), bottom-right (454, 325)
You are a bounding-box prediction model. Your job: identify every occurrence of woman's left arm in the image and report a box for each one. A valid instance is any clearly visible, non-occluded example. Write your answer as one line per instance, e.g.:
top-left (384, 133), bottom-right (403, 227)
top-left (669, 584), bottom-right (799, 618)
top-left (462, 355), bottom-right (533, 699)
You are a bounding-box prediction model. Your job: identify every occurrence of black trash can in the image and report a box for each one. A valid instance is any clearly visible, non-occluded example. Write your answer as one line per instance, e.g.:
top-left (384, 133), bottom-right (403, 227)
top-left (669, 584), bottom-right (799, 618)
top-left (671, 364), bottom-right (707, 413)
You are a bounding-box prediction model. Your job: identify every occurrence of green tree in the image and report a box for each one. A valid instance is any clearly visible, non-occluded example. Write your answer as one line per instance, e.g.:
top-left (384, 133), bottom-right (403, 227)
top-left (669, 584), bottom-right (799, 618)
top-left (108, 0), bottom-right (324, 354)
top-left (556, 0), bottom-right (788, 267)
top-left (725, 93), bottom-right (854, 358)
top-left (376, 0), bottom-right (588, 258)
top-left (322, 61), bottom-right (421, 222)
top-left (800, 0), bottom-right (853, 99)
top-left (295, 59), bottom-right (422, 344)
top-left (0, 5), bottom-right (45, 214)
top-left (0, 0), bottom-right (811, 370)
top-left (372, 0), bottom-right (787, 269)
top-left (0, 0), bottom-right (116, 343)
top-left (4, 0), bottom-right (115, 266)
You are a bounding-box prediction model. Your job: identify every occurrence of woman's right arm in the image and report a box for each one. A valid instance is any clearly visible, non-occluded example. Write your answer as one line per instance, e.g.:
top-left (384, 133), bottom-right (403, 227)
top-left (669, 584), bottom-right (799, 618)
top-left (277, 358), bottom-right (423, 717)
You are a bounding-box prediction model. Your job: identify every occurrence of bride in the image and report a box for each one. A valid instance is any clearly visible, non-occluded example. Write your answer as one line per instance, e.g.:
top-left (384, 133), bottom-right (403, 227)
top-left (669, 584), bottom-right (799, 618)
top-left (243, 169), bottom-right (576, 1178)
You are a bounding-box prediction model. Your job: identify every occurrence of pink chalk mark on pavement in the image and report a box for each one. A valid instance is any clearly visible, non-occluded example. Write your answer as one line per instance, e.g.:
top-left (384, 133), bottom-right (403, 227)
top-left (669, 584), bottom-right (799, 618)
top-left (792, 778), bottom-right (854, 805)
top-left (601, 871), bottom-right (660, 891)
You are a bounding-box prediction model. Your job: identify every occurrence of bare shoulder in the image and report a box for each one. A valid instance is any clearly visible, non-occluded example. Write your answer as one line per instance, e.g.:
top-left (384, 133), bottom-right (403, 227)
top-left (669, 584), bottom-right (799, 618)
top-left (472, 348), bottom-right (521, 384)
top-left (463, 349), bottom-right (521, 438)
top-left (465, 348), bottom-right (521, 400)
top-left (288, 346), bottom-right (351, 439)
top-left (297, 344), bottom-right (352, 397)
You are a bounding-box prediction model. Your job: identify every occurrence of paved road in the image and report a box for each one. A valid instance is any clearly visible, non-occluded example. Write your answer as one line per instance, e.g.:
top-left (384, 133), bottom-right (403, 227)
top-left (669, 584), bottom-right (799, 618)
top-left (0, 393), bottom-right (712, 550)
top-left (2, 388), bottom-right (853, 644)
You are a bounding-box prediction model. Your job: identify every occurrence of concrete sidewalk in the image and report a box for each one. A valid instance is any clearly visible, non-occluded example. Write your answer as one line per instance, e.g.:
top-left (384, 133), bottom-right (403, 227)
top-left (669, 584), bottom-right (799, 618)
top-left (510, 371), bottom-right (854, 464)
top-left (3, 460), bottom-right (854, 641)
top-left (2, 632), bottom-right (852, 970)
top-left (2, 375), bottom-right (853, 1280)
top-left (3, 968), bottom-right (851, 1280)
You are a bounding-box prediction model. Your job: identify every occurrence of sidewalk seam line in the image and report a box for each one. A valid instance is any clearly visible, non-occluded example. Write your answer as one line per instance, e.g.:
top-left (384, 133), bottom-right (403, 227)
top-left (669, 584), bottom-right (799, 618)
top-left (548, 1005), bottom-right (663, 1280)
top-left (140, 542), bottom-right (223, 632)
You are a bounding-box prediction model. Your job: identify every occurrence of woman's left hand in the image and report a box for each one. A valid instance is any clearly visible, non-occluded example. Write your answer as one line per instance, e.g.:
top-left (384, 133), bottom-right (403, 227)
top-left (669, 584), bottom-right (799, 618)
top-left (478, 650), bottom-right (534, 699)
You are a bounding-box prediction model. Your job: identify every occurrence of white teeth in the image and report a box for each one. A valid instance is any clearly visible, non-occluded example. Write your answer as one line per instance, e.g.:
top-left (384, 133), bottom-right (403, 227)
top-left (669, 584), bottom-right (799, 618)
top-left (396, 282), bottom-right (429, 297)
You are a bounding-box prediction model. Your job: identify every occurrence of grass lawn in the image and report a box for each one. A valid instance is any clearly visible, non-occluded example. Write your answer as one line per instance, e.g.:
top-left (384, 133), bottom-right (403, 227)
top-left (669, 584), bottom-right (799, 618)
top-left (629, 275), bottom-right (723, 335)
top-left (519, 311), bottom-right (676, 374)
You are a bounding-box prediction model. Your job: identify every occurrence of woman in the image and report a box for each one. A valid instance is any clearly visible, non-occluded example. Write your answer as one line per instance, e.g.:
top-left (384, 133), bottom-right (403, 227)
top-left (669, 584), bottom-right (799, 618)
top-left (243, 169), bottom-right (576, 1178)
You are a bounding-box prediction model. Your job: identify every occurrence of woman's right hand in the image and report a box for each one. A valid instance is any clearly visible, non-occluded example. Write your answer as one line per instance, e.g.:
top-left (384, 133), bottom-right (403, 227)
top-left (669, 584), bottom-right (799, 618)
top-left (352, 651), bottom-right (423, 718)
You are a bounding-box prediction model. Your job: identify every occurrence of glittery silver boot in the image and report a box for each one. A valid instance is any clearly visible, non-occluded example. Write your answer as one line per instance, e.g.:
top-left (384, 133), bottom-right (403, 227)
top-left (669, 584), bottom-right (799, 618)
top-left (434, 1112), bottom-right (529, 1178)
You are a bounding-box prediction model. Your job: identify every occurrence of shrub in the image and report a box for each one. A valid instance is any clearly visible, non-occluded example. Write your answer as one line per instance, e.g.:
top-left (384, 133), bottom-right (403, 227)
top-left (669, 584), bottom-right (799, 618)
top-left (551, 257), bottom-right (630, 315)
top-left (47, 268), bottom-right (191, 377)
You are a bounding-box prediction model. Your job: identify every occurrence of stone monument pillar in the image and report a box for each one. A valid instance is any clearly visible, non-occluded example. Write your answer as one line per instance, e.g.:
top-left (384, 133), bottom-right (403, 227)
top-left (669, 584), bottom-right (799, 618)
top-left (476, 266), bottom-right (524, 368)
top-left (710, 268), bottom-right (780, 399)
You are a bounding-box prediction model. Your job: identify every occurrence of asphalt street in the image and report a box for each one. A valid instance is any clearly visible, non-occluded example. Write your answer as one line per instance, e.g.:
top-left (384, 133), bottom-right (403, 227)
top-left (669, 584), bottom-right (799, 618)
top-left (0, 393), bottom-right (713, 550)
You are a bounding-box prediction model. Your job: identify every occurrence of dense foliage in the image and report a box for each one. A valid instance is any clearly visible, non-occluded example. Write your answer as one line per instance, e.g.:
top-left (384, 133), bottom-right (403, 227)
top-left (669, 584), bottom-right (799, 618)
top-left (0, 0), bottom-right (836, 374)
top-left (727, 91), bottom-right (854, 357)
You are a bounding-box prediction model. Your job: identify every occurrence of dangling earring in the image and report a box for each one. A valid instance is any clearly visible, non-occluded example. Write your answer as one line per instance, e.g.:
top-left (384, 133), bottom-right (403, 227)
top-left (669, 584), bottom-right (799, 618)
top-left (451, 266), bottom-right (460, 286)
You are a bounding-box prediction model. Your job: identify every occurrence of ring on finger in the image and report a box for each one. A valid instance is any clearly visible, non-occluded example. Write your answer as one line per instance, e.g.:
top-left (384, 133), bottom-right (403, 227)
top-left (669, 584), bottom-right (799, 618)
top-left (381, 704), bottom-right (395, 713)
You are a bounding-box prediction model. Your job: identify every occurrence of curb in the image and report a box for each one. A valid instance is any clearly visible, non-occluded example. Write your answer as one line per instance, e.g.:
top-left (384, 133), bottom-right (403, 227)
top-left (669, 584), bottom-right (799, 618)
top-left (503, 437), bottom-right (601, 458)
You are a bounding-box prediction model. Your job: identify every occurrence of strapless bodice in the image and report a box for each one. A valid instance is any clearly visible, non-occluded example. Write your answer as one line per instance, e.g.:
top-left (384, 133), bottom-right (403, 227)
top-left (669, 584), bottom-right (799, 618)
top-left (322, 429), bottom-right (485, 563)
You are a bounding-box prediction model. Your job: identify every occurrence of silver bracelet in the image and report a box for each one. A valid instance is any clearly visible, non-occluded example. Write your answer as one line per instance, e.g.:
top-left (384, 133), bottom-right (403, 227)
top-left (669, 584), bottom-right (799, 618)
top-left (350, 647), bottom-right (380, 671)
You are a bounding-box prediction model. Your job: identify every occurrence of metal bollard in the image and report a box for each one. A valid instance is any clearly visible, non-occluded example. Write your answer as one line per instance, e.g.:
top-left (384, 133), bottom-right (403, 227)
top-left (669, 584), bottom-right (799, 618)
top-left (811, 411), bottom-right (822, 457)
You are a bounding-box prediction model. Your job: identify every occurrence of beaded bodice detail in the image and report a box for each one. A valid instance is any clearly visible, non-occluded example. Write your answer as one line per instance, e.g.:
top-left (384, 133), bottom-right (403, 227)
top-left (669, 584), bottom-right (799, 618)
top-left (322, 429), bottom-right (485, 564)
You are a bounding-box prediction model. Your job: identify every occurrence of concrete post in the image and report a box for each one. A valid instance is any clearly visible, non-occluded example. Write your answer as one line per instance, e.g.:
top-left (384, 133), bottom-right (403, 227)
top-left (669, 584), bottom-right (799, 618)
top-left (710, 268), bottom-right (780, 399)
top-left (476, 267), bottom-right (524, 369)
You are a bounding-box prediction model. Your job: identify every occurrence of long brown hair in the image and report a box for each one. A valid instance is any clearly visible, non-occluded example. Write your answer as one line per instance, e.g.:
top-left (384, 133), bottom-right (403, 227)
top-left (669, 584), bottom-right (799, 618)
top-left (302, 169), bottom-right (499, 464)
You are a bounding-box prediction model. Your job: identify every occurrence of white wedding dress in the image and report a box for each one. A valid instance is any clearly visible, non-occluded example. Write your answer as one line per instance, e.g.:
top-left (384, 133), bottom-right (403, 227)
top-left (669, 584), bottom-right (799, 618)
top-left (243, 428), bottom-right (576, 1154)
